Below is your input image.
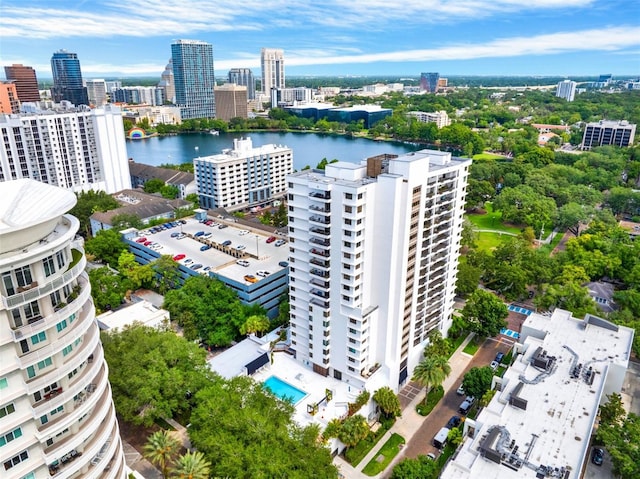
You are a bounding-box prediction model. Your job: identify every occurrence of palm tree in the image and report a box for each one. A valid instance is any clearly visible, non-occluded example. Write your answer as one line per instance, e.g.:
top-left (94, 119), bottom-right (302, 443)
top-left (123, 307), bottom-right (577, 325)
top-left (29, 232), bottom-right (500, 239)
top-left (412, 355), bottom-right (452, 402)
top-left (240, 315), bottom-right (270, 337)
top-left (143, 430), bottom-right (180, 479)
top-left (172, 451), bottom-right (211, 479)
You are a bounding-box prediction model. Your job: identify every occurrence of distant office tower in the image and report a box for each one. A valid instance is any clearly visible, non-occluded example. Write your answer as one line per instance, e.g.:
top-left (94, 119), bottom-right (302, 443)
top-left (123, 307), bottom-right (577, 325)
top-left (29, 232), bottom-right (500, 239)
top-left (420, 72), bottom-right (440, 93)
top-left (581, 120), bottom-right (636, 150)
top-left (4, 64), bottom-right (40, 103)
top-left (112, 86), bottom-right (162, 106)
top-left (228, 68), bottom-right (256, 100)
top-left (158, 59), bottom-right (175, 104)
top-left (0, 105), bottom-right (131, 193)
top-left (86, 79), bottom-right (108, 107)
top-left (556, 80), bottom-right (577, 102)
top-left (0, 179), bottom-right (127, 479)
top-left (287, 150), bottom-right (470, 389)
top-left (261, 48), bottom-right (285, 94)
top-left (171, 40), bottom-right (216, 120)
top-left (270, 87), bottom-right (312, 108)
top-left (194, 137), bottom-right (293, 210)
top-left (0, 81), bottom-right (20, 114)
top-left (214, 83), bottom-right (248, 121)
top-left (50, 50), bottom-right (89, 106)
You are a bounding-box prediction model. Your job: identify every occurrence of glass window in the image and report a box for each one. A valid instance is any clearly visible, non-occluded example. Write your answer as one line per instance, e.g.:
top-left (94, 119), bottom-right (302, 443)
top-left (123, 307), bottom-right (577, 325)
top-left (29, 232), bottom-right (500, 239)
top-left (0, 403), bottom-right (16, 418)
top-left (56, 250), bottom-right (66, 269)
top-left (23, 301), bottom-right (40, 320)
top-left (43, 256), bottom-right (56, 277)
top-left (26, 366), bottom-right (35, 379)
top-left (2, 273), bottom-right (14, 296)
top-left (15, 266), bottom-right (33, 288)
top-left (0, 378), bottom-right (7, 389)
top-left (56, 320), bottom-right (67, 332)
top-left (0, 427), bottom-right (22, 447)
top-left (31, 331), bottom-right (46, 345)
top-left (3, 450), bottom-right (29, 471)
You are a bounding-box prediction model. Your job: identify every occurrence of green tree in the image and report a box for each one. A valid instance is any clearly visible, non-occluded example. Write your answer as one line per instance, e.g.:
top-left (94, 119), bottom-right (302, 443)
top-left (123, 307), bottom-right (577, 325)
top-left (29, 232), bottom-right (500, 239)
top-left (85, 229), bottom-right (127, 267)
top-left (447, 427), bottom-right (463, 447)
top-left (456, 261), bottom-right (481, 297)
top-left (69, 190), bottom-right (119, 237)
top-left (117, 251), bottom-right (154, 289)
top-left (240, 315), bottom-right (270, 337)
top-left (460, 289), bottom-right (508, 338)
top-left (160, 184), bottom-right (180, 199)
top-left (322, 418), bottom-right (343, 441)
top-left (338, 414), bottom-right (370, 449)
top-left (372, 386), bottom-right (401, 419)
top-left (88, 267), bottom-right (131, 313)
top-left (596, 394), bottom-right (640, 479)
top-left (101, 324), bottom-right (212, 426)
top-left (144, 178), bottom-right (166, 194)
top-left (171, 451), bottom-right (211, 479)
top-left (143, 430), bottom-right (180, 479)
top-left (111, 213), bottom-right (144, 231)
top-left (461, 366), bottom-right (494, 400)
top-left (412, 356), bottom-right (451, 399)
top-left (390, 455), bottom-right (437, 479)
top-left (556, 203), bottom-right (594, 236)
top-left (423, 330), bottom-right (451, 359)
top-left (152, 255), bottom-right (182, 294)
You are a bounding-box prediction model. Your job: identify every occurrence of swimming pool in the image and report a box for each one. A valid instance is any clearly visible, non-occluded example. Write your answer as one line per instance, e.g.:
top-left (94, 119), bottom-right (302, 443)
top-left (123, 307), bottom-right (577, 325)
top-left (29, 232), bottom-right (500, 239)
top-left (508, 305), bottom-right (533, 316)
top-left (500, 328), bottom-right (520, 339)
top-left (263, 376), bottom-right (308, 404)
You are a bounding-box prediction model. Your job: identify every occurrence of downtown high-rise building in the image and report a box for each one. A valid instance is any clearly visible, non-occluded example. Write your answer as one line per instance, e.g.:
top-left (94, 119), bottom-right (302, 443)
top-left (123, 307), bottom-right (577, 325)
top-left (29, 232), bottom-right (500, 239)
top-left (0, 105), bottom-right (131, 194)
top-left (85, 79), bottom-right (108, 107)
top-left (228, 68), bottom-right (256, 100)
top-left (261, 48), bottom-right (285, 94)
top-left (50, 50), bottom-right (89, 106)
top-left (158, 59), bottom-right (175, 104)
top-left (4, 64), bottom-right (40, 103)
top-left (171, 40), bottom-right (216, 120)
top-left (555, 79), bottom-right (577, 102)
top-left (0, 179), bottom-right (126, 479)
top-left (0, 82), bottom-right (20, 114)
top-left (420, 72), bottom-right (440, 93)
top-left (286, 149), bottom-right (470, 390)
top-left (213, 83), bottom-right (248, 121)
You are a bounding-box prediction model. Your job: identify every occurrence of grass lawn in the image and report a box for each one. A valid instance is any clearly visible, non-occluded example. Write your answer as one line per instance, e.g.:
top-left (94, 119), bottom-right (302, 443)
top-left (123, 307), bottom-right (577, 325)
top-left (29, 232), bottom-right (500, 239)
top-left (475, 231), bottom-right (512, 251)
top-left (463, 339), bottom-right (481, 355)
top-left (448, 334), bottom-right (467, 357)
top-left (466, 202), bottom-right (523, 235)
top-left (345, 420), bottom-right (392, 466)
top-left (362, 433), bottom-right (406, 476)
top-left (538, 230), bottom-right (564, 255)
top-left (416, 385), bottom-right (444, 416)
top-left (472, 152), bottom-right (507, 161)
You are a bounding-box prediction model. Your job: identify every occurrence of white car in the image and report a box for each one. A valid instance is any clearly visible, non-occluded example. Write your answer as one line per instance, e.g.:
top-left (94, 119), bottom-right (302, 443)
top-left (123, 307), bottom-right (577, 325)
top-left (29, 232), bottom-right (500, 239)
top-left (183, 259), bottom-right (194, 265)
top-left (256, 270), bottom-right (271, 277)
top-left (239, 230), bottom-right (249, 236)
top-left (236, 245), bottom-right (246, 250)
top-left (202, 232), bottom-right (212, 239)
top-left (274, 239), bottom-right (286, 247)
top-left (236, 260), bottom-right (250, 267)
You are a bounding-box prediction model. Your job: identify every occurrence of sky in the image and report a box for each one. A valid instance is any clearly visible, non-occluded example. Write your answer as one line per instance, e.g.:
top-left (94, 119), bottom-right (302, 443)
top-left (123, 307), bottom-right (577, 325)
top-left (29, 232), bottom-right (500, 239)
top-left (0, 0), bottom-right (639, 80)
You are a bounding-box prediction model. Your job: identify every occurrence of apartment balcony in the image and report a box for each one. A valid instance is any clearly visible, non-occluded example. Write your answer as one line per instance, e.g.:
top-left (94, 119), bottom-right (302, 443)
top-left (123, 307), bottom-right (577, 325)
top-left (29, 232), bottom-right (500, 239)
top-left (310, 289), bottom-right (329, 299)
top-left (309, 204), bottom-right (330, 213)
top-left (309, 215), bottom-right (330, 226)
top-left (310, 226), bottom-right (331, 237)
top-left (361, 362), bottom-right (381, 379)
top-left (310, 237), bottom-right (330, 247)
top-left (3, 255), bottom-right (87, 309)
top-left (309, 247), bottom-right (330, 258)
top-left (309, 191), bottom-right (331, 201)
top-left (310, 298), bottom-right (330, 310)
top-left (310, 278), bottom-right (330, 290)
top-left (309, 257), bottom-right (330, 269)
top-left (309, 268), bottom-right (330, 278)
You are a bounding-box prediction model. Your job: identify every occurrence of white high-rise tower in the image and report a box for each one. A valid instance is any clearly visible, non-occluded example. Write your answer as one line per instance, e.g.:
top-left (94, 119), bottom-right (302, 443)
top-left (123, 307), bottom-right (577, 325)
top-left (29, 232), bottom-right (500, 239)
top-left (0, 179), bottom-right (126, 479)
top-left (286, 149), bottom-right (471, 391)
top-left (260, 48), bottom-right (285, 95)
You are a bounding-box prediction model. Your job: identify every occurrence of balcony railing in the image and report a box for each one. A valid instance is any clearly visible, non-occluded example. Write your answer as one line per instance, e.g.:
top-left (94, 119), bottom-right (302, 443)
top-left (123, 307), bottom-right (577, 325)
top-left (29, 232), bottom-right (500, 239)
top-left (309, 204), bottom-right (330, 213)
top-left (310, 258), bottom-right (330, 268)
top-left (310, 227), bottom-right (331, 236)
top-left (310, 248), bottom-right (330, 257)
top-left (309, 191), bottom-right (330, 200)
top-left (310, 268), bottom-right (330, 278)
top-left (310, 238), bottom-right (330, 247)
top-left (309, 216), bottom-right (330, 225)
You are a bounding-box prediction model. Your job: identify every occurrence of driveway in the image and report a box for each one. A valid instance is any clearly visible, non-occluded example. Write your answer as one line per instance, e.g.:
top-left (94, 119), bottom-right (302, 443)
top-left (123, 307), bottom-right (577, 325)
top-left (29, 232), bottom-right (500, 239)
top-left (401, 337), bottom-right (512, 460)
top-left (582, 447), bottom-right (616, 479)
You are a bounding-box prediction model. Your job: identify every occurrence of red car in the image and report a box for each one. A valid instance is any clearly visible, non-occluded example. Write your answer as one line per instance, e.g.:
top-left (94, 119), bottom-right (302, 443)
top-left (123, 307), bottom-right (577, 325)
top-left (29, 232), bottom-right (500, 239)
top-left (136, 237), bottom-right (147, 243)
top-left (266, 236), bottom-right (277, 243)
top-left (172, 254), bottom-right (186, 261)
top-left (144, 241), bottom-right (153, 246)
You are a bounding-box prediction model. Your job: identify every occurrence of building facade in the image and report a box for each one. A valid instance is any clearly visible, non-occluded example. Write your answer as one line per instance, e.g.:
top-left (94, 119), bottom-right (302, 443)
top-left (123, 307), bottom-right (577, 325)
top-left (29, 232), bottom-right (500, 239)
top-left (0, 82), bottom-right (21, 114)
top-left (50, 50), bottom-right (89, 107)
top-left (171, 40), bottom-right (216, 120)
top-left (112, 87), bottom-right (162, 106)
top-left (228, 68), bottom-right (256, 100)
top-left (85, 80), bottom-right (108, 107)
top-left (408, 110), bottom-right (451, 128)
top-left (194, 137), bottom-right (293, 210)
top-left (158, 59), bottom-right (175, 105)
top-left (261, 48), bottom-right (285, 94)
top-left (581, 120), bottom-right (636, 150)
top-left (0, 105), bottom-right (131, 194)
top-left (270, 87), bottom-right (312, 108)
top-left (214, 84), bottom-right (248, 121)
top-left (4, 65), bottom-right (40, 104)
top-left (286, 150), bottom-right (470, 390)
top-left (556, 79), bottom-right (577, 101)
top-left (420, 72), bottom-right (440, 93)
top-left (0, 179), bottom-right (126, 479)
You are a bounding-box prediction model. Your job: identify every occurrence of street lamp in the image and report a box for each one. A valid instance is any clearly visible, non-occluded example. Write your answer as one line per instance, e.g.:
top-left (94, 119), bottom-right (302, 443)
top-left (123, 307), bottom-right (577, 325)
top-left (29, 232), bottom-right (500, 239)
top-left (256, 235), bottom-right (259, 259)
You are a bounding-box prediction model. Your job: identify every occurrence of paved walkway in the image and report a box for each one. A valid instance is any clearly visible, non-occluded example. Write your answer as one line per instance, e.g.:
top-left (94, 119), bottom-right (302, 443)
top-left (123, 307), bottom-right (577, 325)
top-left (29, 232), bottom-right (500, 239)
top-left (334, 333), bottom-right (476, 479)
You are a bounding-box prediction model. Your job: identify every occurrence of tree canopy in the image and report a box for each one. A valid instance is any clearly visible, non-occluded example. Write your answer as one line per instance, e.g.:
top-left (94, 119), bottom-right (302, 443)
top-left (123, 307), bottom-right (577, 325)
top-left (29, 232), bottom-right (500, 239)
top-left (460, 289), bottom-right (508, 338)
top-left (461, 366), bottom-right (494, 400)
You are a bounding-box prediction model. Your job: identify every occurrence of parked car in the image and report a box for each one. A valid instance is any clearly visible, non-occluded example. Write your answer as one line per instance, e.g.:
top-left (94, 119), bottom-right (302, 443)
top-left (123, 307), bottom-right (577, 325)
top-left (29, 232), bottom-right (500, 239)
top-left (459, 396), bottom-right (475, 415)
top-left (170, 232), bottom-right (180, 238)
top-left (218, 224), bottom-right (228, 229)
top-left (194, 231), bottom-right (205, 237)
top-left (456, 384), bottom-right (465, 396)
top-left (172, 254), bottom-right (186, 261)
top-left (200, 245), bottom-right (211, 251)
top-left (190, 264), bottom-right (203, 270)
top-left (244, 275), bottom-right (258, 283)
top-left (256, 270), bottom-right (270, 277)
top-left (202, 266), bottom-right (211, 272)
top-left (446, 416), bottom-right (461, 429)
top-left (266, 236), bottom-right (277, 243)
top-left (236, 260), bottom-right (250, 267)
top-left (495, 352), bottom-right (505, 364)
top-left (136, 237), bottom-right (147, 243)
top-left (179, 219), bottom-right (186, 224)
top-left (184, 259), bottom-right (194, 265)
top-left (202, 232), bottom-right (212, 239)
top-left (239, 230), bottom-right (249, 236)
top-left (236, 245), bottom-right (246, 250)
top-left (591, 447), bottom-right (604, 466)
top-left (222, 240), bottom-right (232, 247)
top-left (176, 233), bottom-right (186, 240)
top-left (274, 239), bottom-right (286, 247)
top-left (278, 261), bottom-right (289, 268)
top-left (490, 361), bottom-right (500, 370)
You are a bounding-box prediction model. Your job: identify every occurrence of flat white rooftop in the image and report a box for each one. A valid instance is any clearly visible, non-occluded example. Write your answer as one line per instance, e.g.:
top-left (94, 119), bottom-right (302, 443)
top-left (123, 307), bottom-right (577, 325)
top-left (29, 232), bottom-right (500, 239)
top-left (96, 300), bottom-right (170, 331)
top-left (442, 309), bottom-right (634, 479)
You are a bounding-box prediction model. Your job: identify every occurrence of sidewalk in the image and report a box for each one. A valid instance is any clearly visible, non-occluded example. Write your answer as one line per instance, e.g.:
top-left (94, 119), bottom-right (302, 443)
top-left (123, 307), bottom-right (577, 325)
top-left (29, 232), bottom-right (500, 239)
top-left (334, 333), bottom-right (476, 479)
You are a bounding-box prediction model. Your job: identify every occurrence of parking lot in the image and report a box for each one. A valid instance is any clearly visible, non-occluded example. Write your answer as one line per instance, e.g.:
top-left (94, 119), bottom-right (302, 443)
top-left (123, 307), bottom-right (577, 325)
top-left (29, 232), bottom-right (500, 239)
top-left (134, 217), bottom-right (290, 283)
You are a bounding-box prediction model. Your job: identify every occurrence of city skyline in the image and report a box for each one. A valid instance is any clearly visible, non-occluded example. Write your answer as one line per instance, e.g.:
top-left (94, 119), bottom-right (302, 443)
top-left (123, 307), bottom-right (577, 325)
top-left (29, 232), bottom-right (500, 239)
top-left (0, 1), bottom-right (638, 79)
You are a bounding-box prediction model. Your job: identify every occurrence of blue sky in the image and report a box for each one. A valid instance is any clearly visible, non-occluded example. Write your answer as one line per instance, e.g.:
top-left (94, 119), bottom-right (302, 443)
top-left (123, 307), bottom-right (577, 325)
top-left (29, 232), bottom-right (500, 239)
top-left (1, 0), bottom-right (638, 79)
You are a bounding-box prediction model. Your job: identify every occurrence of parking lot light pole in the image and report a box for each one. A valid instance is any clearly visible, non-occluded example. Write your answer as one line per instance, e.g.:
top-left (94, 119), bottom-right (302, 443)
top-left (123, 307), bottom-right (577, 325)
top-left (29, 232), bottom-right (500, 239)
top-left (256, 235), bottom-right (259, 259)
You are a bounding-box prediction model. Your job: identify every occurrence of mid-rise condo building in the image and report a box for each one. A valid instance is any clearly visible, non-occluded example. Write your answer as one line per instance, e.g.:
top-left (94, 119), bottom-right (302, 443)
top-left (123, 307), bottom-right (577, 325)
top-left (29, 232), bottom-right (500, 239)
top-left (228, 68), bottom-right (256, 100)
top-left (3, 65), bottom-right (40, 104)
top-left (581, 120), bottom-right (636, 150)
top-left (0, 179), bottom-right (126, 479)
top-left (194, 137), bottom-right (293, 210)
top-left (286, 149), bottom-right (470, 390)
top-left (0, 105), bottom-right (131, 194)
top-left (556, 79), bottom-right (577, 102)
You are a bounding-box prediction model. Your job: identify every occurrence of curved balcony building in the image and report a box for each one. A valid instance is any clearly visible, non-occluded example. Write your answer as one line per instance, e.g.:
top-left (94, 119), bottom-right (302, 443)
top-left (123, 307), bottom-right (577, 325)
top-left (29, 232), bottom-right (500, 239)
top-left (0, 179), bottom-right (126, 479)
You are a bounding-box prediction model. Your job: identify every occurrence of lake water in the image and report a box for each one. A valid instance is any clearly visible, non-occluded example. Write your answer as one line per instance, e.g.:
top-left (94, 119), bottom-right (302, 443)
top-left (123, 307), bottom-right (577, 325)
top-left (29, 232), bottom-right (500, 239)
top-left (125, 131), bottom-right (422, 171)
